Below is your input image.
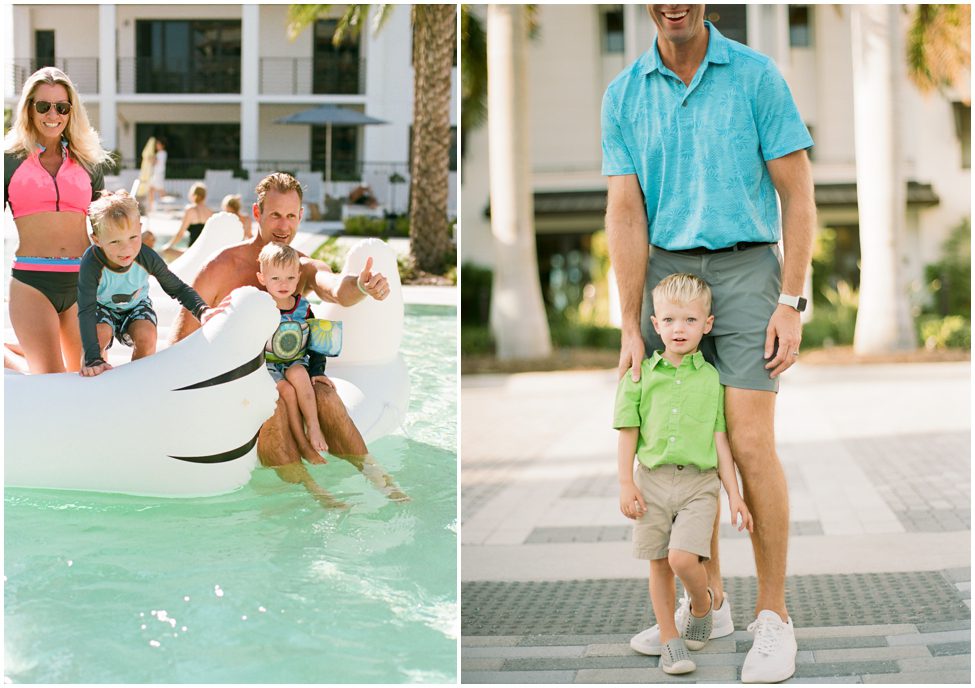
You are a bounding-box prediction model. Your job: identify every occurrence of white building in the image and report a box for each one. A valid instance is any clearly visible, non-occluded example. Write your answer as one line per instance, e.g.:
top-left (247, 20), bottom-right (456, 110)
top-left (461, 4), bottom-right (970, 310)
top-left (6, 3), bottom-right (458, 216)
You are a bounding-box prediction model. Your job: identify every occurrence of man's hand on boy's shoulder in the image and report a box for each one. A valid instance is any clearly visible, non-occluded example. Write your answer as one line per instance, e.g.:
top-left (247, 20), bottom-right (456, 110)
top-left (618, 330), bottom-right (645, 382)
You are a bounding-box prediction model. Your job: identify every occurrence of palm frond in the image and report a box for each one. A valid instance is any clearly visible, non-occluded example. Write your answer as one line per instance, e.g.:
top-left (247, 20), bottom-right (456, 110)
top-left (906, 4), bottom-right (970, 94)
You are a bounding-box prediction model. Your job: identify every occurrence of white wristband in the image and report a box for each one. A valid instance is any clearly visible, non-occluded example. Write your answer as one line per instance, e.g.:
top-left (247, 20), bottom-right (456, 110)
top-left (356, 277), bottom-right (369, 295)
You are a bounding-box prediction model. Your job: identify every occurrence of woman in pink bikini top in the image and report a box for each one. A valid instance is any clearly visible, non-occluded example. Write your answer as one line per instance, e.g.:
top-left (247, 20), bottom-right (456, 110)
top-left (3, 66), bottom-right (111, 374)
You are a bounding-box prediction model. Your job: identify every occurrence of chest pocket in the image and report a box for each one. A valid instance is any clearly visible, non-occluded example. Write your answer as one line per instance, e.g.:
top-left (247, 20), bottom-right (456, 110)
top-left (684, 388), bottom-right (718, 427)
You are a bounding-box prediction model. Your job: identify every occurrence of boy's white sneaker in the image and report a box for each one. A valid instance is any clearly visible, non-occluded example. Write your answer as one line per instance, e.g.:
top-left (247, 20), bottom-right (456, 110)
top-left (630, 592), bottom-right (734, 655)
top-left (741, 610), bottom-right (797, 683)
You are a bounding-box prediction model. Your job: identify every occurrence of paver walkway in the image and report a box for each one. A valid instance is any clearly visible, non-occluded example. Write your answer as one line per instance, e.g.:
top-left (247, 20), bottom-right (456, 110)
top-left (461, 362), bottom-right (971, 683)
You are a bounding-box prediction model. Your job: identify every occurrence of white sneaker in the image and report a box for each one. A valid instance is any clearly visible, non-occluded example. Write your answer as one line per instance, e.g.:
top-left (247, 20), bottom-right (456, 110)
top-left (741, 610), bottom-right (797, 683)
top-left (630, 591), bottom-right (734, 655)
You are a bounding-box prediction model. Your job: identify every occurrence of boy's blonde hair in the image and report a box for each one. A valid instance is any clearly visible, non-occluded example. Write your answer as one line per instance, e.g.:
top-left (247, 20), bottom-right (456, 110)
top-left (189, 182), bottom-right (207, 203)
top-left (258, 242), bottom-right (300, 272)
top-left (89, 190), bottom-right (140, 237)
top-left (652, 273), bottom-right (712, 312)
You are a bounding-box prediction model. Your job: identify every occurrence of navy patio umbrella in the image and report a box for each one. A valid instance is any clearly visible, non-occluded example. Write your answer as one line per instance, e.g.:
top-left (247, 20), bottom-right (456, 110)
top-left (276, 105), bottom-right (387, 184)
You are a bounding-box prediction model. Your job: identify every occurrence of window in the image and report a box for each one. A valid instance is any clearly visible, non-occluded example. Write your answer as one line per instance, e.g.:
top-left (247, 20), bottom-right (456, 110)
top-left (35, 31), bottom-right (55, 69)
top-left (789, 5), bottom-right (813, 48)
top-left (704, 5), bottom-right (747, 45)
top-left (953, 102), bottom-right (971, 169)
top-left (311, 125), bottom-right (360, 180)
top-left (409, 125), bottom-right (458, 173)
top-left (135, 21), bottom-right (241, 94)
top-left (314, 19), bottom-right (362, 95)
top-left (135, 122), bottom-right (241, 179)
top-left (601, 6), bottom-right (625, 54)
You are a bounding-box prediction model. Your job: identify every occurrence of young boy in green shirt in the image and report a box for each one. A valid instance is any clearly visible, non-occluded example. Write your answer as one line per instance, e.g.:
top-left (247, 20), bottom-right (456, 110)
top-left (615, 272), bottom-right (754, 675)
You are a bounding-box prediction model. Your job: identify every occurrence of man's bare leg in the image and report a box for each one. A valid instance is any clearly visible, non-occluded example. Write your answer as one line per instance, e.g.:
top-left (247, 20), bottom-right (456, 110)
top-left (313, 383), bottom-right (410, 501)
top-left (257, 397), bottom-right (347, 509)
top-left (704, 508), bottom-right (726, 610)
top-left (725, 387), bottom-right (789, 619)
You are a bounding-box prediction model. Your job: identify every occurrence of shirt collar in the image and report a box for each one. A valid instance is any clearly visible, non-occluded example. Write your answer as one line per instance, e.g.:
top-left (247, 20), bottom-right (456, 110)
top-left (648, 349), bottom-right (706, 370)
top-left (641, 20), bottom-right (731, 76)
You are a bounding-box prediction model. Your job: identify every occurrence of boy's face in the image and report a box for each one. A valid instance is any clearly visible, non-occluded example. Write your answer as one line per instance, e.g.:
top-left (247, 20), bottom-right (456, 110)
top-left (256, 260), bottom-right (300, 301)
top-left (651, 296), bottom-right (714, 356)
top-left (93, 217), bottom-right (142, 269)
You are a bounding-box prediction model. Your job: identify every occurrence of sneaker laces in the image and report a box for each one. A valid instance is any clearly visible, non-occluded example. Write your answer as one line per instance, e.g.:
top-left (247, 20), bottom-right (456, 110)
top-left (746, 617), bottom-right (782, 656)
top-left (674, 591), bottom-right (691, 627)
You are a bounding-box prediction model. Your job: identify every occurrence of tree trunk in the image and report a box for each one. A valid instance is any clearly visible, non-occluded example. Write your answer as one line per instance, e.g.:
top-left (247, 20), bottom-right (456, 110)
top-left (487, 4), bottom-right (552, 360)
top-left (850, 4), bottom-right (915, 354)
top-left (409, 4), bottom-right (456, 274)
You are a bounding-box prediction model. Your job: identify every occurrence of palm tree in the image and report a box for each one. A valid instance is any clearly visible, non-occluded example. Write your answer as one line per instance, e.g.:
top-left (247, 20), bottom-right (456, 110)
top-left (486, 4), bottom-right (551, 360)
top-left (288, 4), bottom-right (455, 274)
top-left (850, 4), bottom-right (970, 354)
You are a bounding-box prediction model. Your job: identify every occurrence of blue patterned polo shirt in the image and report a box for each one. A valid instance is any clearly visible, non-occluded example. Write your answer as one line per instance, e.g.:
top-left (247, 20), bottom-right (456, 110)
top-left (601, 22), bottom-right (813, 251)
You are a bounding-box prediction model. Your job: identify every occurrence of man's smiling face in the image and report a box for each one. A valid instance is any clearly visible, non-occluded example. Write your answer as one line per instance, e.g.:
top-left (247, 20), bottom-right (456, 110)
top-left (255, 189), bottom-right (303, 246)
top-left (647, 5), bottom-right (706, 46)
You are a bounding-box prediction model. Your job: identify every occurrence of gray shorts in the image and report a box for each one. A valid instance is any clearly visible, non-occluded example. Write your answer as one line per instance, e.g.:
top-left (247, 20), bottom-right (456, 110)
top-left (641, 243), bottom-right (783, 392)
top-left (266, 356), bottom-right (309, 383)
top-left (95, 299), bottom-right (157, 348)
top-left (632, 463), bottom-right (720, 561)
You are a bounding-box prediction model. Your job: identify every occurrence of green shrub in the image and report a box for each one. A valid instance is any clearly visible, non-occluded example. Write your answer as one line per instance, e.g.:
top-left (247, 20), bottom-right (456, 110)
top-left (923, 218), bottom-right (970, 318)
top-left (310, 236), bottom-right (347, 273)
top-left (802, 280), bottom-right (858, 348)
top-left (397, 254), bottom-right (418, 282)
top-left (549, 321), bottom-right (621, 350)
top-left (341, 215), bottom-right (410, 238)
top-left (918, 314), bottom-right (971, 350)
top-left (444, 264), bottom-right (457, 285)
top-left (461, 324), bottom-right (495, 356)
top-left (461, 262), bottom-right (493, 325)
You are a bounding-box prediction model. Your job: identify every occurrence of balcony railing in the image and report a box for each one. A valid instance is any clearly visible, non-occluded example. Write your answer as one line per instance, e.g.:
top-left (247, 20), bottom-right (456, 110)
top-left (260, 56), bottom-right (365, 96)
top-left (117, 57), bottom-right (241, 95)
top-left (10, 58), bottom-right (99, 95)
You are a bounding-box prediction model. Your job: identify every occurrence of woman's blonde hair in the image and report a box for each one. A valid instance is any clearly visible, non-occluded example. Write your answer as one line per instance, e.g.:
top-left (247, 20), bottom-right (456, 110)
top-left (652, 273), bottom-right (713, 312)
top-left (4, 67), bottom-right (112, 174)
top-left (89, 190), bottom-right (140, 237)
top-left (189, 182), bottom-right (207, 203)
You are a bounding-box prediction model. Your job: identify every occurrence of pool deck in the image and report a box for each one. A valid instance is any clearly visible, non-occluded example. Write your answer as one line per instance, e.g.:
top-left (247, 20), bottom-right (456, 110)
top-left (461, 361), bottom-right (972, 683)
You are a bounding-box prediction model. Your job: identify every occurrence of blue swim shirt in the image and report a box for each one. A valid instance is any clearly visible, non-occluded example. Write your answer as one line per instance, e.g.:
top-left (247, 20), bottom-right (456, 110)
top-left (601, 22), bottom-right (813, 251)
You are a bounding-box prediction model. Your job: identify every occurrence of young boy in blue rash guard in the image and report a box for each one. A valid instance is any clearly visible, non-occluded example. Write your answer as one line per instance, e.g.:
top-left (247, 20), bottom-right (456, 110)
top-left (78, 190), bottom-right (210, 376)
top-left (257, 242), bottom-right (331, 457)
top-left (615, 273), bottom-right (754, 675)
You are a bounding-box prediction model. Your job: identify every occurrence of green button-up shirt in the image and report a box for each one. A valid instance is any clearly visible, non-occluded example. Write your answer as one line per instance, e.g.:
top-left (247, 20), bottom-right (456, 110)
top-left (613, 350), bottom-right (726, 470)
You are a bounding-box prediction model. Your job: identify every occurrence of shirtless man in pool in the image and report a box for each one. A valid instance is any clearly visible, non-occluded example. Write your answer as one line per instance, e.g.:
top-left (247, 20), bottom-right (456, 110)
top-left (171, 172), bottom-right (407, 505)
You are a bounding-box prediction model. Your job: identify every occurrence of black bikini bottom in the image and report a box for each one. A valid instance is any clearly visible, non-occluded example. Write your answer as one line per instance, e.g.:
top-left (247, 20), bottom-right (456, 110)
top-left (11, 269), bottom-right (79, 313)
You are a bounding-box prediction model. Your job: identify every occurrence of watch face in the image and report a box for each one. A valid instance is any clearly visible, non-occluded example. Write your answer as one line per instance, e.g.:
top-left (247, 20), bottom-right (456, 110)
top-left (797, 296), bottom-right (808, 312)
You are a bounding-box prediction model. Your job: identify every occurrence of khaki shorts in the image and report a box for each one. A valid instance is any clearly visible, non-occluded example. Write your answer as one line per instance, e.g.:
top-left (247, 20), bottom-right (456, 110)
top-left (632, 463), bottom-right (720, 561)
top-left (641, 243), bottom-right (783, 392)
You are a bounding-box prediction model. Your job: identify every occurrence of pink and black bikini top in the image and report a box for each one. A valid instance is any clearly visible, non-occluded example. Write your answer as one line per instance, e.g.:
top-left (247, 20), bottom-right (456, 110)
top-left (4, 141), bottom-right (104, 219)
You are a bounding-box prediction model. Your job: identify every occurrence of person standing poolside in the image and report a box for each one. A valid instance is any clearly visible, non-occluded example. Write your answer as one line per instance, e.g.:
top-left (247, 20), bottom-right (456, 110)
top-left (3, 66), bottom-right (111, 374)
top-left (601, 5), bottom-right (815, 683)
top-left (147, 138), bottom-right (167, 213)
top-left (171, 172), bottom-right (407, 506)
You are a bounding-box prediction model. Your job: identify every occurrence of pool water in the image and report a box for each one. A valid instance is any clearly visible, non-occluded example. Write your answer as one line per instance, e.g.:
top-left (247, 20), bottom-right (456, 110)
top-left (3, 305), bottom-right (458, 683)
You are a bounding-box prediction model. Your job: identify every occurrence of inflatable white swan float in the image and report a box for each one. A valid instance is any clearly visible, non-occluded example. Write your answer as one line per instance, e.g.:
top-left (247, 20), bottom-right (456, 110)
top-left (4, 236), bottom-right (409, 497)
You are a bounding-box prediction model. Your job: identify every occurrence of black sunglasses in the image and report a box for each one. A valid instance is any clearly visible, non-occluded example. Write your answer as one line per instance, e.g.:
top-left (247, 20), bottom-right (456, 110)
top-left (33, 100), bottom-right (72, 116)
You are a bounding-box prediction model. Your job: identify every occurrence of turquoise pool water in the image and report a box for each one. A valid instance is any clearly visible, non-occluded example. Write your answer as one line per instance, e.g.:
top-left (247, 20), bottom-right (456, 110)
top-left (3, 305), bottom-right (457, 683)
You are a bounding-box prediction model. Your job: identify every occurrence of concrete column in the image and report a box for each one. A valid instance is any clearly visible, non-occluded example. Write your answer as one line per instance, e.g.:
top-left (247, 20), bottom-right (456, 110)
top-left (98, 4), bottom-right (117, 151)
top-left (240, 4), bottom-right (259, 173)
top-left (623, 4), bottom-right (649, 65)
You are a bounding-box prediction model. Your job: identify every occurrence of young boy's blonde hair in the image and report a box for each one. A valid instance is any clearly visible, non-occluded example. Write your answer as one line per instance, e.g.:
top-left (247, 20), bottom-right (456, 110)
top-left (652, 273), bottom-right (713, 312)
top-left (258, 242), bottom-right (300, 272)
top-left (88, 190), bottom-right (140, 237)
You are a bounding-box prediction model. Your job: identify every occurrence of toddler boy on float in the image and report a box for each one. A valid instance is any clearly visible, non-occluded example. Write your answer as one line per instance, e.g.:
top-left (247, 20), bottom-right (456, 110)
top-left (615, 273), bottom-right (754, 675)
top-left (256, 242), bottom-right (331, 459)
top-left (78, 190), bottom-right (210, 376)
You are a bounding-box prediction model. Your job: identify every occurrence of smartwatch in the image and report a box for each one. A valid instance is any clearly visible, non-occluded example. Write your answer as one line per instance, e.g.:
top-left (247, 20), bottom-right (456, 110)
top-left (778, 293), bottom-right (807, 312)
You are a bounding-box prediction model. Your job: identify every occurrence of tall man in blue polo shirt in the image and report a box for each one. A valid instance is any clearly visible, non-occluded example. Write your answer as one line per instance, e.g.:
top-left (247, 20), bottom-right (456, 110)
top-left (602, 5), bottom-right (816, 683)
